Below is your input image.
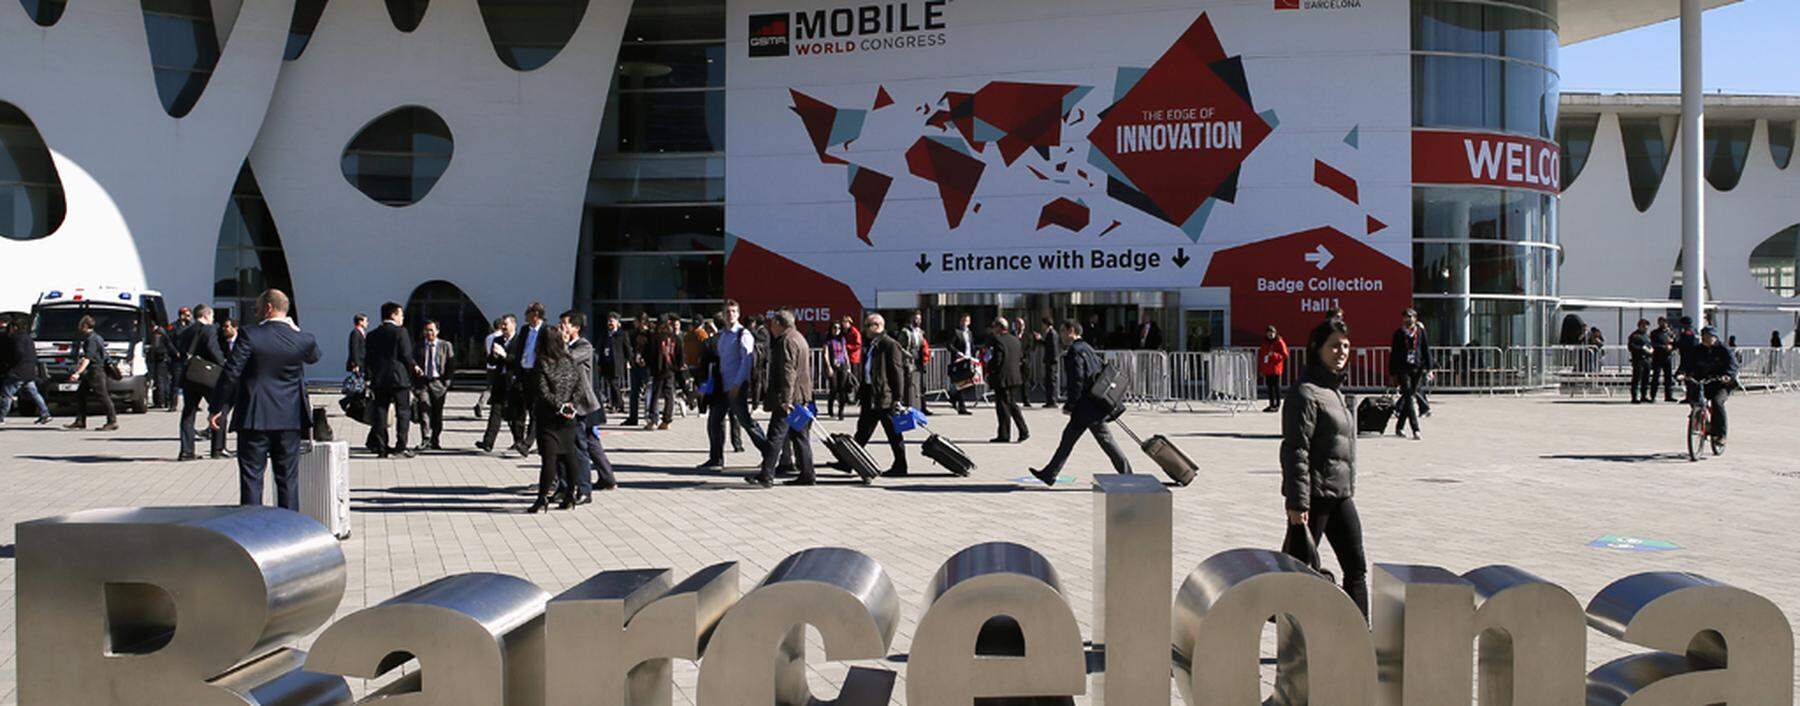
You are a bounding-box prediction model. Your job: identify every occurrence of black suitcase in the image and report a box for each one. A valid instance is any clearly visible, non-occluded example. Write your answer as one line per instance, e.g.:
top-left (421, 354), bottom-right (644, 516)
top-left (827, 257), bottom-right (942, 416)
top-left (823, 433), bottom-right (880, 485)
top-left (920, 433), bottom-right (974, 476)
top-left (1114, 419), bottom-right (1196, 487)
top-left (1355, 394), bottom-right (1395, 435)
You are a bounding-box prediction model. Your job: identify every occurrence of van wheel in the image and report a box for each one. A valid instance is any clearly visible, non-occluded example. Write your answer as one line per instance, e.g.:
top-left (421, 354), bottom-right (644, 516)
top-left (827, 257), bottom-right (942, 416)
top-left (131, 388), bottom-right (149, 414)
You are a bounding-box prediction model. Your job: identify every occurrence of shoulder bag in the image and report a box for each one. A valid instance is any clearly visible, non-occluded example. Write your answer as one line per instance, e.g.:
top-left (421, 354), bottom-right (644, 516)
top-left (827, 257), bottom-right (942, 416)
top-left (183, 329), bottom-right (222, 390)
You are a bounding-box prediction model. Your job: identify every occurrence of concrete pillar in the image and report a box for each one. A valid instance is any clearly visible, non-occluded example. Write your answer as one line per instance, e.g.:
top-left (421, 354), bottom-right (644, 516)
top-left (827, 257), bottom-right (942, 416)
top-left (1680, 0), bottom-right (1706, 326)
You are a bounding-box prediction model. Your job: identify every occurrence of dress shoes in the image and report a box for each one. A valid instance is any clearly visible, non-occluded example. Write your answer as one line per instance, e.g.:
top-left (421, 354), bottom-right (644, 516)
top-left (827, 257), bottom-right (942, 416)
top-left (1028, 467), bottom-right (1058, 487)
top-left (1017, 433), bottom-right (1030, 443)
top-left (210, 451), bottom-right (229, 459)
top-left (880, 468), bottom-right (909, 478)
top-left (989, 437), bottom-right (1010, 444)
top-left (744, 475), bottom-right (773, 489)
top-left (399, 449), bottom-right (417, 459)
top-left (64, 421), bottom-right (86, 430)
top-left (781, 477), bottom-right (816, 486)
top-left (98, 422), bottom-right (119, 431)
top-left (176, 453), bottom-right (197, 462)
top-left (475, 441), bottom-right (493, 453)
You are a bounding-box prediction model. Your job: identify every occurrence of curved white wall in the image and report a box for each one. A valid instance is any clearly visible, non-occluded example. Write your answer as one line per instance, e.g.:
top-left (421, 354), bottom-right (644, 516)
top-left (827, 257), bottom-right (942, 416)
top-left (0, 0), bottom-right (294, 313)
top-left (249, 0), bottom-right (631, 373)
top-left (1559, 111), bottom-right (1800, 342)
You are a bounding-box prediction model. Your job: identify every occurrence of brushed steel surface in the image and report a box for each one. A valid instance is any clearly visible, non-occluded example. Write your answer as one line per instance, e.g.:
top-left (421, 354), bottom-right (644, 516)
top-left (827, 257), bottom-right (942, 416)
top-left (1172, 548), bottom-right (1375, 706)
top-left (696, 548), bottom-right (899, 706)
top-left (1372, 564), bottom-right (1584, 706)
top-left (16, 506), bottom-right (347, 706)
top-left (1586, 571), bottom-right (1794, 706)
top-left (909, 542), bottom-right (1085, 705)
top-left (547, 563), bottom-right (740, 706)
top-left (1090, 474), bottom-right (1172, 706)
top-left (306, 572), bottom-right (551, 706)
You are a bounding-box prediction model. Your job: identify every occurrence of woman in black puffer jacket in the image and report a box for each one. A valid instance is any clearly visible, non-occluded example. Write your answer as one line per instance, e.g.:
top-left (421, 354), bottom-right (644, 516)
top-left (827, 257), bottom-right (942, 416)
top-left (529, 325), bottom-right (583, 513)
top-left (1280, 318), bottom-right (1367, 617)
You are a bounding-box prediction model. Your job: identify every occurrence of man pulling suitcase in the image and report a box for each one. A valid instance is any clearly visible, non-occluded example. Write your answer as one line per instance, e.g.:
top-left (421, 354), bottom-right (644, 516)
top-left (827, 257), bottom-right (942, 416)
top-left (1029, 321), bottom-right (1132, 486)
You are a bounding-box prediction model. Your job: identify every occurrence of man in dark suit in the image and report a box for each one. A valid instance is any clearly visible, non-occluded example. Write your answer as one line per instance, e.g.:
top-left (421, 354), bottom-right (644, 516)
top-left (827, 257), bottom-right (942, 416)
top-left (1388, 308), bottom-right (1433, 440)
top-left (1134, 317), bottom-right (1164, 350)
top-left (477, 315), bottom-right (520, 453)
top-left (1030, 321), bottom-right (1131, 486)
top-left (598, 312), bottom-right (627, 421)
top-left (176, 304), bottom-right (227, 460)
top-left (507, 302), bottom-right (550, 456)
top-left (947, 313), bottom-right (976, 415)
top-left (987, 319), bottom-right (1029, 444)
top-left (1037, 318), bottom-right (1062, 407)
top-left (412, 319), bottom-right (454, 450)
top-left (364, 301), bottom-right (419, 458)
top-left (208, 289), bottom-right (321, 511)
top-left (346, 313), bottom-right (368, 377)
top-left (855, 314), bottom-right (909, 477)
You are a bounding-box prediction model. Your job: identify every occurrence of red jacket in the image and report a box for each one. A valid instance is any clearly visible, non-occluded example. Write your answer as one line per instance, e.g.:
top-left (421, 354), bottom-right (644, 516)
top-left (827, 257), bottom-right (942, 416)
top-left (1258, 337), bottom-right (1289, 376)
top-left (844, 326), bottom-right (864, 365)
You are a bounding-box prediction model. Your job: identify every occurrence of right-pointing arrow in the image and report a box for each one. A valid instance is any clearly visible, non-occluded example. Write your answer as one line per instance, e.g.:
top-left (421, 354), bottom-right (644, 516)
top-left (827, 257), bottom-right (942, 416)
top-left (915, 253), bottom-right (932, 273)
top-left (1304, 245), bottom-right (1334, 270)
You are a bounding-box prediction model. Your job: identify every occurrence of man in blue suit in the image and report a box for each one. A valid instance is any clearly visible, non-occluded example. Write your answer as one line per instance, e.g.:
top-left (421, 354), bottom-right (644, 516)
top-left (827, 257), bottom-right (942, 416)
top-left (210, 289), bottom-right (321, 510)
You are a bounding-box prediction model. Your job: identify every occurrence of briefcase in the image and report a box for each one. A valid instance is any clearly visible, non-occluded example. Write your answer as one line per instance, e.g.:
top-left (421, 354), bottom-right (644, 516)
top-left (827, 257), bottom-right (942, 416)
top-left (1087, 361), bottom-right (1129, 420)
top-left (920, 433), bottom-right (974, 477)
top-left (185, 358), bottom-right (221, 389)
top-left (823, 432), bottom-right (879, 485)
top-left (1113, 418), bottom-right (1196, 487)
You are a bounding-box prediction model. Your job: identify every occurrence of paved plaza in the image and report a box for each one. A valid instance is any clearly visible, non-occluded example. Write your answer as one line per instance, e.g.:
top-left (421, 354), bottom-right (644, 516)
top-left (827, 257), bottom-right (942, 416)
top-left (1, 390), bottom-right (1797, 703)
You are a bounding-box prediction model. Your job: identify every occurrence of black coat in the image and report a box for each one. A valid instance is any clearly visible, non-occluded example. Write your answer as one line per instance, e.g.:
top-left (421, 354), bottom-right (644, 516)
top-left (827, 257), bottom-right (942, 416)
top-left (346, 328), bottom-right (367, 373)
top-left (1061, 340), bottom-right (1102, 411)
top-left (4, 330), bottom-right (38, 380)
top-left (988, 331), bottom-right (1025, 388)
top-left (176, 322), bottom-right (225, 372)
top-left (211, 320), bottom-right (322, 432)
top-left (1280, 364), bottom-right (1356, 511)
top-left (1038, 329), bottom-right (1062, 367)
top-left (1389, 326), bottom-right (1432, 375)
top-left (364, 322), bottom-right (415, 390)
top-left (860, 334), bottom-right (906, 410)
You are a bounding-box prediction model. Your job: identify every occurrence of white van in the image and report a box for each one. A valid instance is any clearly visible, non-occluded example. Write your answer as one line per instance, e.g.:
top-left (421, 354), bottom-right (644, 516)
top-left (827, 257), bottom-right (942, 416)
top-left (30, 287), bottom-right (171, 414)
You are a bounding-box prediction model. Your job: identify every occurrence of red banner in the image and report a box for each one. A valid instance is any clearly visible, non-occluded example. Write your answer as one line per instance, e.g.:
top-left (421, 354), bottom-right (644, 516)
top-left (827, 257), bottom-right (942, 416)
top-left (1201, 226), bottom-right (1413, 346)
top-left (1413, 130), bottom-right (1560, 194)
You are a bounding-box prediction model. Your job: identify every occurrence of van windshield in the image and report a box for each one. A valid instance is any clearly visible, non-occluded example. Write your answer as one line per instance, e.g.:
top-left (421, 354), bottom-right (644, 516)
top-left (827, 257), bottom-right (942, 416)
top-left (32, 306), bottom-right (141, 343)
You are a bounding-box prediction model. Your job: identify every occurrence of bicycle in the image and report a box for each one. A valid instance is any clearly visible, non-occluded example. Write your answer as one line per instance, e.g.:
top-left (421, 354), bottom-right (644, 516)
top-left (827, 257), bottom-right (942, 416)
top-left (1680, 375), bottom-right (1729, 461)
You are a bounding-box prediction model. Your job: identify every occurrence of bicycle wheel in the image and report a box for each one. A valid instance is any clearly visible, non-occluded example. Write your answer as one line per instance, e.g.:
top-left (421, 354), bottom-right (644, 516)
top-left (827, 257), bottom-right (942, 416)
top-left (1686, 410), bottom-right (1703, 462)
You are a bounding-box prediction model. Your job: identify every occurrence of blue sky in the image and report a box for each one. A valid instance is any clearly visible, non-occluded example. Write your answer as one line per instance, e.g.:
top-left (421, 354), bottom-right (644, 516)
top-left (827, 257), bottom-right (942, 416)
top-left (1560, 0), bottom-right (1800, 95)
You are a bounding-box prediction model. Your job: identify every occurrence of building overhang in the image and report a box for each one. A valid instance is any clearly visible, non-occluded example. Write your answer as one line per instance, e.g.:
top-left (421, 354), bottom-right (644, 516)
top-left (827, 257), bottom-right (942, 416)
top-left (1560, 0), bottom-right (1741, 45)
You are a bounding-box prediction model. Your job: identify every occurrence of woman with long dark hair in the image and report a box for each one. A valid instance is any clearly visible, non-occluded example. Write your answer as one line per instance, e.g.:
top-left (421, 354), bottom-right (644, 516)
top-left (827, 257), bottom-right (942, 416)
top-left (1280, 318), bottom-right (1367, 617)
top-left (529, 324), bottom-right (583, 513)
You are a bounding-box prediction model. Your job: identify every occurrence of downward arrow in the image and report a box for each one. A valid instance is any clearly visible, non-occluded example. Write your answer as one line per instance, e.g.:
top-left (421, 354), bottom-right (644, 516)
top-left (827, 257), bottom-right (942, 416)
top-left (915, 253), bottom-right (932, 273)
top-left (1304, 245), bottom-right (1334, 270)
top-left (1172, 248), bottom-right (1191, 269)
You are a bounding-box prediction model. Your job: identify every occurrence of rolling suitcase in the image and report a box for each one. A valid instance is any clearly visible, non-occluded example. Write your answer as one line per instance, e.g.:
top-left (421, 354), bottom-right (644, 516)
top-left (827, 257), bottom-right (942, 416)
top-left (1113, 419), bottom-right (1197, 487)
top-left (823, 433), bottom-right (880, 485)
top-left (1355, 392), bottom-right (1396, 435)
top-left (920, 433), bottom-right (974, 477)
top-left (297, 440), bottom-right (351, 539)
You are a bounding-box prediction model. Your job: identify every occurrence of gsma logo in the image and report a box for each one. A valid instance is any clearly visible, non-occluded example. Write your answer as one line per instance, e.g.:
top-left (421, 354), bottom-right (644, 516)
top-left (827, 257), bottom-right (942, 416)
top-left (1274, 0), bottom-right (1300, 9)
top-left (749, 13), bottom-right (790, 57)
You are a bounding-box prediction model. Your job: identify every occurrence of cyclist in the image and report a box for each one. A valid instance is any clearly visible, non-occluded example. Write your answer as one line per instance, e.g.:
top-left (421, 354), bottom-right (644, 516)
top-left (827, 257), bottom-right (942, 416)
top-left (1678, 326), bottom-right (1737, 448)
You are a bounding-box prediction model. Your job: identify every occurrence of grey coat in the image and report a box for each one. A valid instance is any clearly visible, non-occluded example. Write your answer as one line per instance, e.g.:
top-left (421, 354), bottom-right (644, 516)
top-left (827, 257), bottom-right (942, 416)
top-left (1280, 363), bottom-right (1356, 512)
top-left (568, 337), bottom-right (601, 416)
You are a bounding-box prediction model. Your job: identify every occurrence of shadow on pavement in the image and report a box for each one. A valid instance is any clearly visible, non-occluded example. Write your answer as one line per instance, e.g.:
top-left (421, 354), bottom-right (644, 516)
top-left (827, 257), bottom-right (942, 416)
top-left (1170, 431), bottom-right (1282, 440)
top-left (19, 454), bottom-right (170, 464)
top-left (1539, 452), bottom-right (1693, 463)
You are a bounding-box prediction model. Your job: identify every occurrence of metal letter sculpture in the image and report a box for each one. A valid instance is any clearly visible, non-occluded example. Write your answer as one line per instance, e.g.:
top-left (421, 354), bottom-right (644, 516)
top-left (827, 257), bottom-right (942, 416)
top-left (696, 547), bottom-right (901, 706)
top-left (1173, 548), bottom-right (1377, 706)
top-left (305, 573), bottom-right (551, 706)
top-left (1584, 571), bottom-right (1794, 706)
top-left (1091, 474), bottom-right (1172, 706)
top-left (16, 506), bottom-right (351, 706)
top-left (1372, 564), bottom-right (1585, 706)
top-left (546, 563), bottom-right (740, 706)
top-left (908, 542), bottom-right (1086, 706)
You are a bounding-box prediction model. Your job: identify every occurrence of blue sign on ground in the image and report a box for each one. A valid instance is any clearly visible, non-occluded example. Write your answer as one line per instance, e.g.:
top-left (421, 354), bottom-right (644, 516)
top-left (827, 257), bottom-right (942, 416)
top-left (1588, 535), bottom-right (1682, 552)
top-left (1012, 475), bottom-right (1078, 486)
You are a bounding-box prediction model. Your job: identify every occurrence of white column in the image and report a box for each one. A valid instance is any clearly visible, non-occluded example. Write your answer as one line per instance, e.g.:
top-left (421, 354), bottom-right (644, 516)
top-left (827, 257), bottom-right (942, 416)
top-left (1680, 0), bottom-right (1706, 326)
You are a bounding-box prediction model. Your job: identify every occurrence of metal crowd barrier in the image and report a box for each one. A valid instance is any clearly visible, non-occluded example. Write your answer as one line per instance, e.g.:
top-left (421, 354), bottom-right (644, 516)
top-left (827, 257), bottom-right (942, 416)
top-left (1168, 350), bottom-right (1258, 413)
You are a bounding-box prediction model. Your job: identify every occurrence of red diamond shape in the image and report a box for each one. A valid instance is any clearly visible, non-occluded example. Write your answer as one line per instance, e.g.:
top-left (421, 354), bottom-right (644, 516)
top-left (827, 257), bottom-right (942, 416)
top-left (1088, 14), bottom-right (1271, 227)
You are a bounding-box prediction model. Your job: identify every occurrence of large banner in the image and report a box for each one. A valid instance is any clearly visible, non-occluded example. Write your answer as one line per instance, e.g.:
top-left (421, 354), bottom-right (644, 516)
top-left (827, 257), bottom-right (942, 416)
top-left (726, 0), bottom-right (1413, 342)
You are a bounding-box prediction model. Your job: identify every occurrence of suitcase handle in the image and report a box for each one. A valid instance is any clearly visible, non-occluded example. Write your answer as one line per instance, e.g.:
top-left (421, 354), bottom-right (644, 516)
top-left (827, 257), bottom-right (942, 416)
top-left (1112, 419), bottom-right (1145, 445)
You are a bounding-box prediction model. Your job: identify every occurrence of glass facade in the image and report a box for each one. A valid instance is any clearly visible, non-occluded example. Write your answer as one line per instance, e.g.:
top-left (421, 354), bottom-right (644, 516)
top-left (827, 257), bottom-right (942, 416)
top-left (479, 0), bottom-right (591, 70)
top-left (143, 0), bottom-right (222, 118)
top-left (0, 101), bottom-right (64, 241)
top-left (1772, 120), bottom-right (1796, 170)
top-left (1555, 114), bottom-right (1597, 189)
top-left (1618, 116), bottom-right (1675, 212)
top-left (403, 281), bottom-right (492, 369)
top-left (577, 0), bottom-right (727, 321)
top-left (1702, 120), bottom-right (1754, 191)
top-left (20, 0), bottom-right (67, 26)
top-left (285, 0), bottom-right (328, 60)
top-left (1749, 225), bottom-right (1798, 299)
top-left (214, 163), bottom-right (296, 324)
top-left (341, 106), bottom-right (454, 207)
top-left (1411, 0), bottom-right (1559, 348)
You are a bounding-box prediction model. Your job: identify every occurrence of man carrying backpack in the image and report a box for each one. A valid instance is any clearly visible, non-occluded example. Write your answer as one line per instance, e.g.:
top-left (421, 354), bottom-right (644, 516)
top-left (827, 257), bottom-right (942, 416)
top-left (1029, 320), bottom-right (1131, 486)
